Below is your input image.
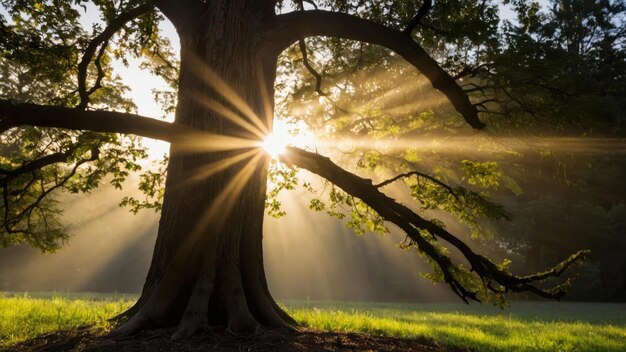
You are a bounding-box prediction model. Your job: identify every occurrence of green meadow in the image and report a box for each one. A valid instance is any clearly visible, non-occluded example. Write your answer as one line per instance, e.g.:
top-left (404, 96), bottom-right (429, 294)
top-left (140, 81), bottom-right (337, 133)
top-left (1, 292), bottom-right (625, 351)
top-left (0, 293), bottom-right (135, 348)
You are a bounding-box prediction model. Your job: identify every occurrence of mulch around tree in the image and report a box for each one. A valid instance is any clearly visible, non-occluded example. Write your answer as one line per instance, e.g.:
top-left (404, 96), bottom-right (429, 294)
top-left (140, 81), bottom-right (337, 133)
top-left (6, 327), bottom-right (470, 352)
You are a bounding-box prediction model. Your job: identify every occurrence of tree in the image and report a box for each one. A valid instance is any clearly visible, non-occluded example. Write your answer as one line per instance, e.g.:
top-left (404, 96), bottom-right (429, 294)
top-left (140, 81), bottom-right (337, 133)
top-left (464, 0), bottom-right (626, 131)
top-left (0, 0), bottom-right (587, 339)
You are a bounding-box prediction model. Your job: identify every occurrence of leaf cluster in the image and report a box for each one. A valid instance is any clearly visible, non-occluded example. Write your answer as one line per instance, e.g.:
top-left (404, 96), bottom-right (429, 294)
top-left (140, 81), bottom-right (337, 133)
top-left (0, 0), bottom-right (175, 250)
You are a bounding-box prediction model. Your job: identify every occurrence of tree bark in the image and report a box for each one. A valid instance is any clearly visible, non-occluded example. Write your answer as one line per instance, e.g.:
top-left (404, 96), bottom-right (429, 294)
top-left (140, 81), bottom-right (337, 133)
top-left (115, 1), bottom-right (293, 338)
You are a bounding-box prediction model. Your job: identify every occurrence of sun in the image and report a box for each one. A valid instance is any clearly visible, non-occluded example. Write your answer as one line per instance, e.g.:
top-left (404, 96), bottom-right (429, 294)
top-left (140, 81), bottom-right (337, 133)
top-left (261, 132), bottom-right (288, 158)
top-left (260, 119), bottom-right (314, 158)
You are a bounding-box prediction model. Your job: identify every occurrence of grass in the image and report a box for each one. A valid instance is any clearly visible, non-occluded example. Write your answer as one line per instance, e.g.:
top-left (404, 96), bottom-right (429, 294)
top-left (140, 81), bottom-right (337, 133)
top-left (1, 292), bottom-right (625, 351)
top-left (0, 292), bottom-right (135, 348)
top-left (284, 300), bottom-right (626, 352)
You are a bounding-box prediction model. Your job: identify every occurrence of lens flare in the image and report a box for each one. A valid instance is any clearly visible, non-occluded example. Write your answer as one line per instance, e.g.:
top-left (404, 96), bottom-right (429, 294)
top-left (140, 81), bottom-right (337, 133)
top-left (260, 119), bottom-right (315, 158)
top-left (261, 132), bottom-right (289, 158)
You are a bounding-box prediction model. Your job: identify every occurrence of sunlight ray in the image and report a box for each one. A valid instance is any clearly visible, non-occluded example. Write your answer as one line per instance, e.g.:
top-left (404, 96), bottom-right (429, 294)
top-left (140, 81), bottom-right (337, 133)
top-left (190, 91), bottom-right (266, 139)
top-left (175, 149), bottom-right (261, 189)
top-left (507, 137), bottom-right (626, 154)
top-left (256, 67), bottom-right (275, 130)
top-left (315, 136), bottom-right (626, 155)
top-left (383, 95), bottom-right (449, 116)
top-left (204, 151), bottom-right (266, 228)
top-left (371, 77), bottom-right (431, 107)
top-left (173, 132), bottom-right (259, 154)
top-left (167, 150), bottom-right (265, 257)
top-left (187, 53), bottom-right (269, 134)
top-left (352, 64), bottom-right (412, 87)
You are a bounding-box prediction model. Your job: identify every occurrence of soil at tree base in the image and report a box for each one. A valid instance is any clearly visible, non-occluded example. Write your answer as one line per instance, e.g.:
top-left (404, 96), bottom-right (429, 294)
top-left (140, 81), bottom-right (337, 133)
top-left (5, 327), bottom-right (468, 352)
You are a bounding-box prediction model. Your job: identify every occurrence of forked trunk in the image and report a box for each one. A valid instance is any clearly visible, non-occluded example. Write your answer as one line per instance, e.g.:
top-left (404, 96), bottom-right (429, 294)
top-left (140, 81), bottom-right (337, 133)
top-left (116, 2), bottom-right (294, 338)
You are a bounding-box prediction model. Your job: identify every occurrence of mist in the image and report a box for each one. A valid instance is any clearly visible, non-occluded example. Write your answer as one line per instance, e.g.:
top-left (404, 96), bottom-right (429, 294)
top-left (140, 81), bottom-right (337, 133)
top-left (0, 175), bottom-right (456, 302)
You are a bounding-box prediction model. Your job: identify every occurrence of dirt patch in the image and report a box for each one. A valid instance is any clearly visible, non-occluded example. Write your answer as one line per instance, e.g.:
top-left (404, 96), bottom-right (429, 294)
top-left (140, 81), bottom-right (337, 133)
top-left (6, 327), bottom-right (468, 352)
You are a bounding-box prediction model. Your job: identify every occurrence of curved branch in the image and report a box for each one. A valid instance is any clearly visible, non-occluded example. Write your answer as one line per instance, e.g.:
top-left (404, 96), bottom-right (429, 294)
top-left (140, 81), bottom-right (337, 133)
top-left (267, 10), bottom-right (485, 129)
top-left (280, 147), bottom-right (588, 302)
top-left (403, 0), bottom-right (432, 35)
top-left (77, 3), bottom-right (154, 109)
top-left (0, 100), bottom-right (258, 158)
top-left (84, 42), bottom-right (108, 98)
top-left (298, 39), bottom-right (327, 96)
top-left (295, 1), bottom-right (326, 96)
top-left (153, 0), bottom-right (207, 31)
top-left (375, 170), bottom-right (460, 202)
top-left (0, 147), bottom-right (78, 186)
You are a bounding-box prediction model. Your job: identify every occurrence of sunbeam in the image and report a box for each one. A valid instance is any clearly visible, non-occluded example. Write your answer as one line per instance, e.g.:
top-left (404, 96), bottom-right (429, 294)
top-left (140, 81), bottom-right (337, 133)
top-left (176, 149), bottom-right (262, 189)
top-left (371, 76), bottom-right (432, 107)
top-left (256, 67), bottom-right (275, 129)
top-left (384, 94), bottom-right (449, 116)
top-left (204, 151), bottom-right (266, 228)
top-left (173, 132), bottom-right (259, 154)
top-left (187, 53), bottom-right (269, 135)
top-left (159, 150), bottom-right (266, 271)
top-left (190, 92), bottom-right (266, 139)
top-left (315, 135), bottom-right (626, 156)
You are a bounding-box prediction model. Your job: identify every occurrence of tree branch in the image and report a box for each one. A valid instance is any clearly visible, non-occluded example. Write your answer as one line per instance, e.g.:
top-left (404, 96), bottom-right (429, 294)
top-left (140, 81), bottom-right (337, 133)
top-left (298, 39), bottom-right (327, 96)
top-left (77, 3), bottom-right (154, 110)
top-left (295, 0), bottom-right (326, 96)
top-left (4, 148), bottom-right (99, 232)
top-left (280, 147), bottom-right (588, 302)
top-left (153, 0), bottom-right (207, 32)
top-left (403, 0), bottom-right (433, 35)
top-left (375, 170), bottom-right (460, 202)
top-left (452, 63), bottom-right (492, 80)
top-left (0, 100), bottom-right (257, 156)
top-left (1, 100), bottom-right (191, 142)
top-left (302, 0), bottom-right (318, 9)
top-left (0, 147), bottom-right (78, 186)
top-left (268, 10), bottom-right (485, 129)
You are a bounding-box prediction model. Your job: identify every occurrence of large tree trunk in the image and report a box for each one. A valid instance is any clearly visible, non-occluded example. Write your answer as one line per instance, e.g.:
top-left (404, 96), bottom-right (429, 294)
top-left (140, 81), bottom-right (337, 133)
top-left (116, 2), bottom-right (294, 338)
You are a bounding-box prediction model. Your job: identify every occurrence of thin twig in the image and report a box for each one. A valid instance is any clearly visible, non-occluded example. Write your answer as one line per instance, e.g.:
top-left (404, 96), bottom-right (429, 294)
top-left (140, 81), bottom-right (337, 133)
top-left (76, 4), bottom-right (153, 110)
top-left (298, 39), bottom-right (327, 96)
top-left (375, 170), bottom-right (460, 202)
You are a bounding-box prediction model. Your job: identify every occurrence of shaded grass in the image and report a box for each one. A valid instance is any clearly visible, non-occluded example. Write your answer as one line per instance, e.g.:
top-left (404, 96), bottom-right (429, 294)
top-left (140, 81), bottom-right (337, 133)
top-left (1, 292), bottom-right (625, 351)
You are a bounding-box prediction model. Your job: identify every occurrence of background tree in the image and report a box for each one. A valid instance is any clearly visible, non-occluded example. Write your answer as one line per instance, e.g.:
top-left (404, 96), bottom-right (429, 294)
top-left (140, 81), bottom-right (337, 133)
top-left (466, 0), bottom-right (626, 301)
top-left (0, 0), bottom-right (593, 339)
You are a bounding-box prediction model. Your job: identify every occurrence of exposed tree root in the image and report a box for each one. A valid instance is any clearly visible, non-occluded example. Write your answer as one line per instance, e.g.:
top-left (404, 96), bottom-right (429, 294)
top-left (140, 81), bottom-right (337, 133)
top-left (8, 327), bottom-right (459, 352)
top-left (171, 254), bottom-right (216, 341)
top-left (113, 218), bottom-right (295, 339)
